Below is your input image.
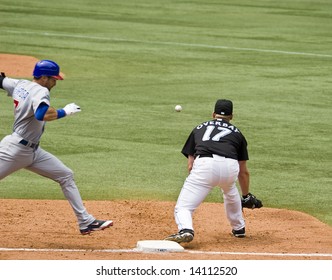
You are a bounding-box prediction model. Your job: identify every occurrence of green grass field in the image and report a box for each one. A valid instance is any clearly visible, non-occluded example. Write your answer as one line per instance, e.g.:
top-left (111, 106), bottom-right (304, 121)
top-left (0, 0), bottom-right (331, 226)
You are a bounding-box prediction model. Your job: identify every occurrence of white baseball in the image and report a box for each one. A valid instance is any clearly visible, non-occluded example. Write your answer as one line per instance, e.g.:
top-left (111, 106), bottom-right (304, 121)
top-left (175, 105), bottom-right (182, 112)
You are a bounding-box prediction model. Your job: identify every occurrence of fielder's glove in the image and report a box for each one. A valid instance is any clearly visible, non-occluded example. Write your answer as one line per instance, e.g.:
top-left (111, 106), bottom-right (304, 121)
top-left (241, 193), bottom-right (263, 209)
top-left (63, 103), bottom-right (81, 116)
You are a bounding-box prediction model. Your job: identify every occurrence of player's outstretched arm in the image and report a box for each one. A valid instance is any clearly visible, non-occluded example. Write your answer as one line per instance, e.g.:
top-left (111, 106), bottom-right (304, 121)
top-left (42, 106), bottom-right (59, 121)
top-left (0, 74), bottom-right (19, 95)
top-left (35, 102), bottom-right (81, 121)
top-left (238, 160), bottom-right (263, 209)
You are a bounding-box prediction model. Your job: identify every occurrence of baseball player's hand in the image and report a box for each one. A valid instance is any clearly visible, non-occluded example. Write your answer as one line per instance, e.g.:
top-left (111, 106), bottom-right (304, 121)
top-left (63, 103), bottom-right (81, 116)
top-left (241, 193), bottom-right (263, 209)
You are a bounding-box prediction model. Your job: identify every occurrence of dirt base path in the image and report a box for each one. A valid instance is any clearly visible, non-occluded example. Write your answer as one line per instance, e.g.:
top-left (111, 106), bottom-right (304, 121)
top-left (0, 199), bottom-right (331, 260)
top-left (0, 53), bottom-right (64, 77)
top-left (0, 53), bottom-right (39, 77)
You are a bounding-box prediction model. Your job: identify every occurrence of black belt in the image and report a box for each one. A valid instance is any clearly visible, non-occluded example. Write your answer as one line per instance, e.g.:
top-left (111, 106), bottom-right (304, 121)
top-left (198, 154), bottom-right (213, 158)
top-left (19, 139), bottom-right (39, 149)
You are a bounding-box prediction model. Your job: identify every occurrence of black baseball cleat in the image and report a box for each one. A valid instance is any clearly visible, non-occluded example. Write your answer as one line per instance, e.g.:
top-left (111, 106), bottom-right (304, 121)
top-left (232, 227), bottom-right (246, 238)
top-left (80, 219), bottom-right (113, 235)
top-left (164, 229), bottom-right (194, 243)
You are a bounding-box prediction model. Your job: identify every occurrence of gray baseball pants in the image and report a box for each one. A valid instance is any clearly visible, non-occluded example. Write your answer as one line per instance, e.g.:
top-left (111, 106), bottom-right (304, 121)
top-left (0, 133), bottom-right (95, 229)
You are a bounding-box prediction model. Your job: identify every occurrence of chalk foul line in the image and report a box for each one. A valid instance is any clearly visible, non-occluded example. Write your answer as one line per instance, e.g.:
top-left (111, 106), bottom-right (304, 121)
top-left (0, 247), bottom-right (331, 258)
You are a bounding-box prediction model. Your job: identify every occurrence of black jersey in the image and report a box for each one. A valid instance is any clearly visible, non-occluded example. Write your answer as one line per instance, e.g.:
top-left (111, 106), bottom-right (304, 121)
top-left (181, 119), bottom-right (249, 161)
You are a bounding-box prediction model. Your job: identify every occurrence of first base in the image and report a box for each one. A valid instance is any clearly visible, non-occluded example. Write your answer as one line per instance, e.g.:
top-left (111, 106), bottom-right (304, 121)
top-left (136, 240), bottom-right (184, 253)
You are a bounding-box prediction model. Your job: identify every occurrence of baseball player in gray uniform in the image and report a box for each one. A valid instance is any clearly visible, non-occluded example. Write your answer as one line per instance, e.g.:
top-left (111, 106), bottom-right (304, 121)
top-left (0, 60), bottom-right (112, 235)
top-left (165, 99), bottom-right (262, 243)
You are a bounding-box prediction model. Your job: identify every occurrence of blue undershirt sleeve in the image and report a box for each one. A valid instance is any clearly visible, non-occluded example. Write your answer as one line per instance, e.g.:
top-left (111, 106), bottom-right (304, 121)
top-left (56, 109), bottom-right (66, 118)
top-left (35, 102), bottom-right (49, 121)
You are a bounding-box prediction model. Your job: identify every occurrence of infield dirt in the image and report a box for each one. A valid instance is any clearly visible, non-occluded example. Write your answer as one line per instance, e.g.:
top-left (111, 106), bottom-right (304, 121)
top-left (1, 199), bottom-right (332, 260)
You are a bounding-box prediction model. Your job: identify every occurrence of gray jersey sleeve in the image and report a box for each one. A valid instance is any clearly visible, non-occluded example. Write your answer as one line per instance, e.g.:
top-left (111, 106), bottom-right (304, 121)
top-left (31, 86), bottom-right (50, 111)
top-left (2, 77), bottom-right (20, 96)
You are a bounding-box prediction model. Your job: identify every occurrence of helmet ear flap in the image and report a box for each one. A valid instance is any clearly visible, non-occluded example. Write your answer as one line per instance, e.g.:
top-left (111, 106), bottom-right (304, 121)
top-left (33, 60), bottom-right (63, 80)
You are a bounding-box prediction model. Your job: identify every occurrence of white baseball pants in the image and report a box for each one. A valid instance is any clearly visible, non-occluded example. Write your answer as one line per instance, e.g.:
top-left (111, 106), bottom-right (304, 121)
top-left (174, 154), bottom-right (245, 232)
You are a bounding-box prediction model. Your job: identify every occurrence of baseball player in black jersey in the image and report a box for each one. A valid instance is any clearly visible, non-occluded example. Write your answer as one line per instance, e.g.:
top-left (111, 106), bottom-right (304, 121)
top-left (0, 61), bottom-right (112, 235)
top-left (165, 99), bottom-right (262, 243)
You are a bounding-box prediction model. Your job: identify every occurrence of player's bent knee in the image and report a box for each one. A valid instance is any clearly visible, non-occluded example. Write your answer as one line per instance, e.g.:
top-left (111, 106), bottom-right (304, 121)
top-left (54, 169), bottom-right (75, 185)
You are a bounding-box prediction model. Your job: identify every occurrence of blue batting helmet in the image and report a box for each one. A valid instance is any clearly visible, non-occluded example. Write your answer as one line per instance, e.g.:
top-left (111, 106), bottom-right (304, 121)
top-left (33, 60), bottom-right (63, 80)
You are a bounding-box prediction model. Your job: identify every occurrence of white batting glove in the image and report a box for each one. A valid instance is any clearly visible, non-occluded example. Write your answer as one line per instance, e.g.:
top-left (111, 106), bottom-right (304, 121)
top-left (63, 103), bottom-right (81, 116)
